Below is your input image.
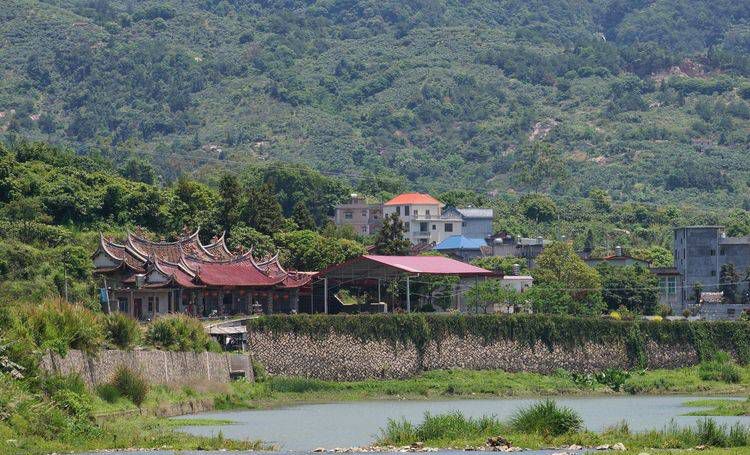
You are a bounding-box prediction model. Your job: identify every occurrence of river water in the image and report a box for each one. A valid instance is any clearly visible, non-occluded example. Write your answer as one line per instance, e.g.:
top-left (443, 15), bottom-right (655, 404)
top-left (171, 395), bottom-right (749, 451)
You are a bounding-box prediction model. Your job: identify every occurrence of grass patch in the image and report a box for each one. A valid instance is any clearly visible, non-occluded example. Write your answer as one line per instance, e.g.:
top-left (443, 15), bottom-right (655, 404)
top-left (509, 399), bottom-right (583, 436)
top-left (684, 398), bottom-right (750, 416)
top-left (375, 408), bottom-right (750, 451)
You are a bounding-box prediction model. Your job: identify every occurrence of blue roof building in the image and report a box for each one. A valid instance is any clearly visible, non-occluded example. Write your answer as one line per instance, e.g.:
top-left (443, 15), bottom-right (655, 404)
top-left (434, 235), bottom-right (488, 261)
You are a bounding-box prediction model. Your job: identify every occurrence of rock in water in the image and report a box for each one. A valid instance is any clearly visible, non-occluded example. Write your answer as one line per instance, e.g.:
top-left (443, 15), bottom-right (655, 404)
top-left (486, 436), bottom-right (511, 448)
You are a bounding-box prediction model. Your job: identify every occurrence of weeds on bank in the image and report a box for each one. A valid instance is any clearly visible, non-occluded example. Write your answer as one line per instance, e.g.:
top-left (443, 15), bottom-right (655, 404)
top-left (684, 397), bottom-right (750, 416)
top-left (376, 402), bottom-right (750, 451)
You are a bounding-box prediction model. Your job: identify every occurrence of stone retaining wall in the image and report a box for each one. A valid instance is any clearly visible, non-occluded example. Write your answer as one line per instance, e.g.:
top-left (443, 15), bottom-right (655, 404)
top-left (40, 349), bottom-right (254, 387)
top-left (248, 330), bottom-right (700, 380)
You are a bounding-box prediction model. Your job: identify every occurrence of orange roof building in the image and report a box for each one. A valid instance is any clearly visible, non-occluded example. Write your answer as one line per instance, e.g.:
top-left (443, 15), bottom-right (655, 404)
top-left (384, 192), bottom-right (442, 206)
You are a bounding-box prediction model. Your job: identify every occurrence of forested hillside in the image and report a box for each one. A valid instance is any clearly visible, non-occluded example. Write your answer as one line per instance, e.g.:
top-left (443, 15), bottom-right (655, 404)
top-left (1, 0), bottom-right (750, 208)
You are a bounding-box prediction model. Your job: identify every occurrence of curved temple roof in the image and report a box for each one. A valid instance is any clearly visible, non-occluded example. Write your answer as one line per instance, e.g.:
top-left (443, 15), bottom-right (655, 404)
top-left (94, 229), bottom-right (310, 289)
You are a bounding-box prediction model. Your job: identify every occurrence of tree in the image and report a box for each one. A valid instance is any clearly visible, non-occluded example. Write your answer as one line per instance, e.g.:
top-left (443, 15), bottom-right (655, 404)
top-left (471, 256), bottom-right (528, 275)
top-left (373, 213), bottom-right (410, 255)
top-left (244, 183), bottom-right (286, 235)
top-left (465, 279), bottom-right (518, 314)
top-left (522, 283), bottom-right (580, 315)
top-left (228, 225), bottom-right (275, 258)
top-left (582, 229), bottom-right (595, 255)
top-left (120, 158), bottom-right (156, 184)
top-left (519, 193), bottom-right (558, 222)
top-left (693, 282), bottom-right (703, 303)
top-left (720, 263), bottom-right (740, 304)
top-left (596, 263), bottom-right (659, 315)
top-left (533, 242), bottom-right (604, 314)
top-left (588, 188), bottom-right (612, 212)
top-left (511, 142), bottom-right (569, 190)
top-left (274, 230), bottom-right (365, 271)
top-left (292, 201), bottom-right (316, 230)
top-left (217, 174), bottom-right (242, 237)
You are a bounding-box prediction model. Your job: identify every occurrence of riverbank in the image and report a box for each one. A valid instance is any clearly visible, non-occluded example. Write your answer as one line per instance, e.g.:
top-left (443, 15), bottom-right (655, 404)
top-left (372, 402), bottom-right (750, 454)
top-left (5, 365), bottom-right (749, 455)
top-left (91, 364), bottom-right (750, 417)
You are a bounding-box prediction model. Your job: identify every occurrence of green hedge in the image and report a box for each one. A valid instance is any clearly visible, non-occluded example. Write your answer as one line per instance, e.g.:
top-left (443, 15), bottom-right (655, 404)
top-left (248, 314), bottom-right (750, 367)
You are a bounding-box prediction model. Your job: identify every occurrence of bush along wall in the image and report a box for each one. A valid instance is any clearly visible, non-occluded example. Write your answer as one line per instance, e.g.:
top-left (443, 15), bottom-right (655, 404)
top-left (246, 314), bottom-right (750, 380)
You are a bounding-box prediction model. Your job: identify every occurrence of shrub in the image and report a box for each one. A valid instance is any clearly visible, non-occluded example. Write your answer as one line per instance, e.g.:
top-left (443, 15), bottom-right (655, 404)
top-left (104, 312), bottom-right (141, 349)
top-left (377, 412), bottom-right (505, 446)
top-left (251, 360), bottom-right (268, 383)
top-left (21, 301), bottom-right (104, 354)
top-left (95, 383), bottom-right (121, 403)
top-left (145, 314), bottom-right (216, 352)
top-left (269, 377), bottom-right (336, 393)
top-left (41, 373), bottom-right (87, 397)
top-left (111, 365), bottom-right (149, 407)
top-left (594, 368), bottom-right (630, 391)
top-left (510, 399), bottom-right (583, 436)
top-left (698, 351), bottom-right (741, 383)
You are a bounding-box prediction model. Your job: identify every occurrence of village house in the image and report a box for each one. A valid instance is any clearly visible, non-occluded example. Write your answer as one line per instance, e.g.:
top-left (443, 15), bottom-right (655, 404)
top-left (333, 194), bottom-right (383, 235)
top-left (92, 228), bottom-right (311, 319)
top-left (673, 226), bottom-right (750, 319)
top-left (489, 233), bottom-right (551, 268)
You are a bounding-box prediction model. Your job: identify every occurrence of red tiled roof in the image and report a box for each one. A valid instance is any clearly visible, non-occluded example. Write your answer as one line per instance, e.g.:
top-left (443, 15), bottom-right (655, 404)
top-left (384, 192), bottom-right (441, 206)
top-left (95, 230), bottom-right (310, 289)
top-left (185, 257), bottom-right (281, 287)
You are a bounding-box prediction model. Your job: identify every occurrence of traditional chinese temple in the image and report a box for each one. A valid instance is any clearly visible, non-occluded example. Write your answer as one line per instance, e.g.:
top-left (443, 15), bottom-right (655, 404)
top-left (93, 228), bottom-right (311, 319)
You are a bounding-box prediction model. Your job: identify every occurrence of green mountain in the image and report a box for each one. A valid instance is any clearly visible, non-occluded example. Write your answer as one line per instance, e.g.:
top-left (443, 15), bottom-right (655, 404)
top-left (2, 0), bottom-right (750, 208)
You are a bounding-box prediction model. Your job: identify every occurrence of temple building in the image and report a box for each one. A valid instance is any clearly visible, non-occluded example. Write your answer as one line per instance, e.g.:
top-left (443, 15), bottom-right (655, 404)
top-left (93, 228), bottom-right (311, 319)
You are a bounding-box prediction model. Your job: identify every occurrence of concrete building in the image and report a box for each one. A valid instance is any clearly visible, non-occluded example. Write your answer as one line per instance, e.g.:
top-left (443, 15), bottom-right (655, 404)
top-left (442, 207), bottom-right (494, 239)
top-left (333, 194), bottom-right (383, 235)
top-left (674, 226), bottom-right (750, 319)
top-left (382, 193), bottom-right (463, 245)
top-left (489, 233), bottom-right (551, 268)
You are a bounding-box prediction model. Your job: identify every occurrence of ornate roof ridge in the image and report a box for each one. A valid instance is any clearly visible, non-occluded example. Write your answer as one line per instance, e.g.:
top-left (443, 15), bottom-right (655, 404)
top-left (183, 248), bottom-right (256, 264)
top-left (159, 255), bottom-right (198, 277)
top-left (128, 227), bottom-right (201, 246)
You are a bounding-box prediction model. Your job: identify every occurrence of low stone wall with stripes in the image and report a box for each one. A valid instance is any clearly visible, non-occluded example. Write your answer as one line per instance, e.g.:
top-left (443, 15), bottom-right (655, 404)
top-left (40, 349), bottom-right (253, 387)
top-left (247, 330), bottom-right (700, 381)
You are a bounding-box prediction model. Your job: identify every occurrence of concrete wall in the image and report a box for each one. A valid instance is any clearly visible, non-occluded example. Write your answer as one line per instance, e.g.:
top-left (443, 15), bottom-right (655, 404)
top-left (248, 330), bottom-right (698, 381)
top-left (40, 349), bottom-right (253, 387)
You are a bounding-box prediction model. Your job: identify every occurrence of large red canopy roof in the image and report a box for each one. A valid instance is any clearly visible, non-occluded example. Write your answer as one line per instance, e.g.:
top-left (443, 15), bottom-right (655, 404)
top-left (318, 255), bottom-right (495, 277)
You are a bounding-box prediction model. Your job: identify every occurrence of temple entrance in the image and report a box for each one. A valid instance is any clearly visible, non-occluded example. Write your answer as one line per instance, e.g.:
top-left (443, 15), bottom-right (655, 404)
top-left (223, 293), bottom-right (233, 314)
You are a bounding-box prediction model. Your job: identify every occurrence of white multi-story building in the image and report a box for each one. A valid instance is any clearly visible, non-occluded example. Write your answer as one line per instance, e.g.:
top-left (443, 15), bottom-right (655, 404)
top-left (382, 193), bottom-right (463, 245)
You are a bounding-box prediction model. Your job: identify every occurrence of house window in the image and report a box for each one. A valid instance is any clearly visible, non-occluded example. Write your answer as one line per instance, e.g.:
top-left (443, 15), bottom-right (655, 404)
top-left (426, 209), bottom-right (431, 216)
top-left (462, 222), bottom-right (466, 227)
top-left (147, 296), bottom-right (154, 312)
top-left (344, 211), bottom-right (353, 219)
top-left (432, 224), bottom-right (436, 230)
top-left (711, 270), bottom-right (716, 276)
top-left (362, 210), bottom-right (367, 217)
top-left (396, 206), bottom-right (401, 215)
top-left (720, 249), bottom-right (725, 256)
top-left (420, 222), bottom-right (428, 232)
top-left (710, 249), bottom-right (716, 256)
top-left (405, 222), bottom-right (410, 231)
top-left (445, 223), bottom-right (453, 232)
top-left (118, 297), bottom-right (128, 313)
top-left (413, 210), bottom-right (418, 217)
top-left (667, 277), bottom-right (676, 296)
top-left (405, 205), bottom-right (410, 216)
